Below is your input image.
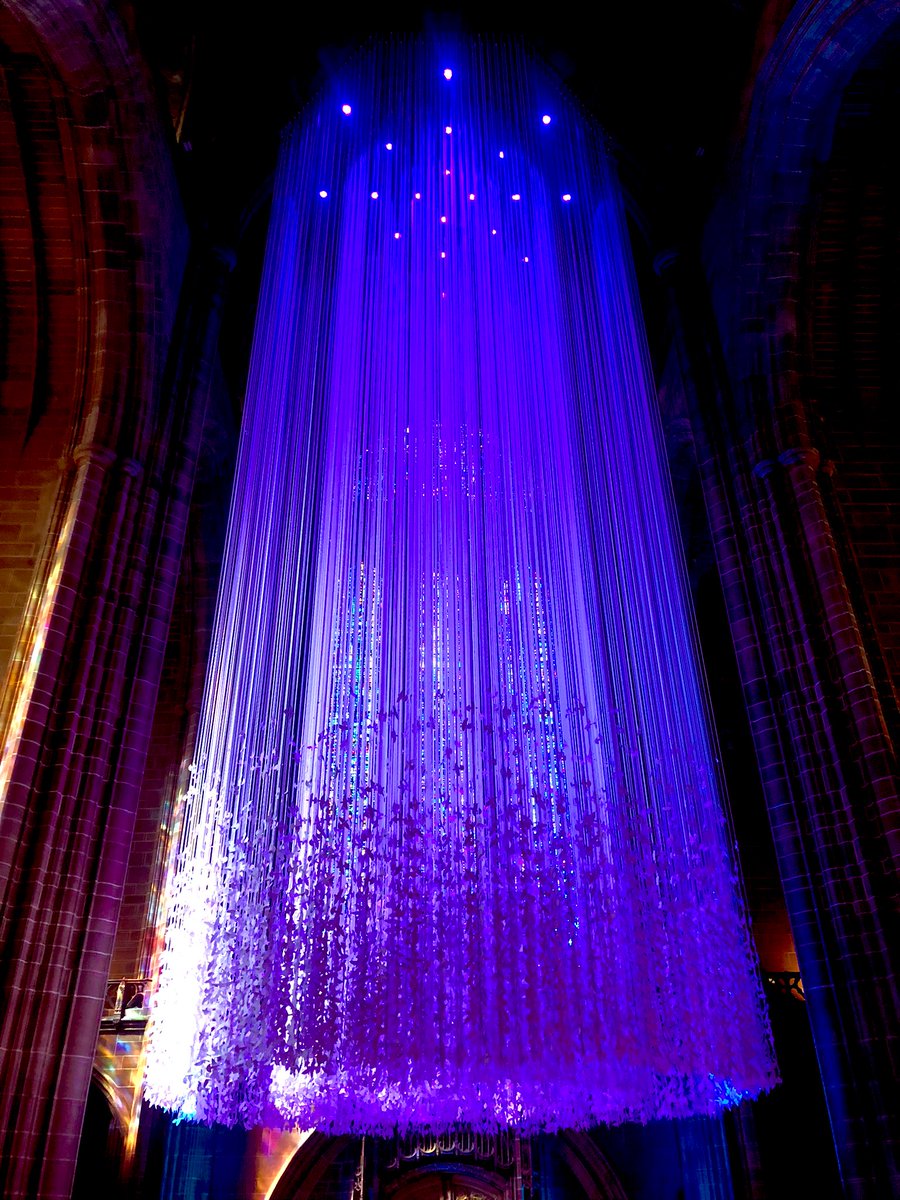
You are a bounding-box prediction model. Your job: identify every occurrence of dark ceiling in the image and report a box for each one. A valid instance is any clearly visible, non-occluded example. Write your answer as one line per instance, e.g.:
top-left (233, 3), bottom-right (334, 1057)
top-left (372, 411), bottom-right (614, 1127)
top-left (134, 1), bottom-right (765, 245)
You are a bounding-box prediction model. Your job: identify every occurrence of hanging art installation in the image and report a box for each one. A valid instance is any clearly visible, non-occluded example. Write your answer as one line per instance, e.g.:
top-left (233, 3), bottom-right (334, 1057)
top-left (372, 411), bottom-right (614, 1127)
top-left (144, 37), bottom-right (777, 1134)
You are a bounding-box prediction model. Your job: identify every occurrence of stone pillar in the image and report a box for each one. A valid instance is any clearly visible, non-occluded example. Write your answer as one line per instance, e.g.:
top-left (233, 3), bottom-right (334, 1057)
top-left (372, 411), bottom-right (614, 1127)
top-left (0, 245), bottom-right (233, 1199)
top-left (656, 248), bottom-right (898, 1197)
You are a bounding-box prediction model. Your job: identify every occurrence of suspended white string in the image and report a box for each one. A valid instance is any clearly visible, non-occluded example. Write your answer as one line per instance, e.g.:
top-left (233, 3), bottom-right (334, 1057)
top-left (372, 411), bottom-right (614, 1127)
top-left (145, 37), bottom-right (776, 1134)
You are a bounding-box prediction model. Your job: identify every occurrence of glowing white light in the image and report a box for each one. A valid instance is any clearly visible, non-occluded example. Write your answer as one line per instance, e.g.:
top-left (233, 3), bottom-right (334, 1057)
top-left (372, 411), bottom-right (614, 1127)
top-left (440, 215), bottom-right (447, 223)
top-left (341, 104), bottom-right (352, 115)
top-left (386, 142), bottom-right (393, 150)
top-left (445, 169), bottom-right (451, 176)
top-left (499, 151), bottom-right (505, 158)
top-left (414, 192), bottom-right (421, 200)
top-left (511, 193), bottom-right (521, 201)
top-left (443, 68), bottom-right (453, 80)
top-left (394, 232), bottom-right (401, 239)
top-left (146, 35), bottom-right (780, 1139)
top-left (319, 190), bottom-right (328, 198)
top-left (469, 193), bottom-right (475, 200)
top-left (562, 193), bottom-right (572, 202)
top-left (445, 125), bottom-right (452, 134)
top-left (371, 191), bottom-right (379, 199)
top-left (491, 228), bottom-right (497, 235)
top-left (542, 114), bottom-right (551, 125)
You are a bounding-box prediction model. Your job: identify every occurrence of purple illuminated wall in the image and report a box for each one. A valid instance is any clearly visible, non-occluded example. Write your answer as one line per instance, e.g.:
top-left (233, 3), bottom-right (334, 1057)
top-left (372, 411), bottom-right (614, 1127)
top-left (145, 38), bottom-right (776, 1134)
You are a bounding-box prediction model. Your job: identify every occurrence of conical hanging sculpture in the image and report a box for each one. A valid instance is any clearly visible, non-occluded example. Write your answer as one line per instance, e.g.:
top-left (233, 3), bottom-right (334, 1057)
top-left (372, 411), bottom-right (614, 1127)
top-left (145, 37), bottom-right (776, 1134)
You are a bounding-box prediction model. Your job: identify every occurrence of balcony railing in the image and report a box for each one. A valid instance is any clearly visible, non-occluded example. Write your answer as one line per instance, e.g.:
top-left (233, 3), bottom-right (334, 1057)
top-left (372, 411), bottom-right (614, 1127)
top-left (100, 977), bottom-right (153, 1027)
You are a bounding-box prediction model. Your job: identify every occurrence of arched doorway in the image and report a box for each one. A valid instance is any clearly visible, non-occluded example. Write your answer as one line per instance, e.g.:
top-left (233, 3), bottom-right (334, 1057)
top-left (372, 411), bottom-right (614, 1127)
top-left (389, 1164), bottom-right (507, 1200)
top-left (271, 1132), bottom-right (628, 1200)
top-left (71, 1075), bottom-right (126, 1200)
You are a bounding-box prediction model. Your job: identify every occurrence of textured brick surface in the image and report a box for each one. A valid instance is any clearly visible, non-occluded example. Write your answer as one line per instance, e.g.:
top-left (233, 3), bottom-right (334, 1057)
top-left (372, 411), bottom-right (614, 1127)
top-left (809, 54), bottom-right (900, 708)
top-left (695, 3), bottom-right (900, 1194)
top-left (0, 39), bottom-right (81, 696)
top-left (0, 4), bottom-right (192, 1196)
top-left (2, 2), bottom-right (900, 1198)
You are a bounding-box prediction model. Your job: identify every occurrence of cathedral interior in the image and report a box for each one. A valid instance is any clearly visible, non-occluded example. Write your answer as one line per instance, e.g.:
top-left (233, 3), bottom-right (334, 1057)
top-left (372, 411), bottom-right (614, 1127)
top-left (0, 1), bottom-right (897, 1198)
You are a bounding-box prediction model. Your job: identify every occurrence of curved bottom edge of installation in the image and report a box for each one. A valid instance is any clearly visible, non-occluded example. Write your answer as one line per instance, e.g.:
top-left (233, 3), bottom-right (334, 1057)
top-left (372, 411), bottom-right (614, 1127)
top-left (147, 1065), bottom-right (780, 1135)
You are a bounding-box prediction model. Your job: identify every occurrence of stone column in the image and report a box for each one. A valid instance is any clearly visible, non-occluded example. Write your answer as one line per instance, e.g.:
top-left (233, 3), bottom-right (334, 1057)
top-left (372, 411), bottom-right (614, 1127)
top-left (0, 246), bottom-right (233, 1199)
top-left (656, 248), bottom-right (898, 1198)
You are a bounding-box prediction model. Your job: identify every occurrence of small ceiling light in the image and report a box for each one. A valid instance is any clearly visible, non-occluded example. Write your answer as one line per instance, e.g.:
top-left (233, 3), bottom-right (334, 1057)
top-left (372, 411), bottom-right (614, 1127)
top-left (394, 232), bottom-right (401, 239)
top-left (414, 192), bottom-right (421, 200)
top-left (370, 191), bottom-right (378, 199)
top-left (341, 104), bottom-right (352, 115)
top-left (541, 114), bottom-right (551, 125)
top-left (524, 256), bottom-right (529, 262)
top-left (319, 190), bottom-right (328, 198)
top-left (491, 228), bottom-right (497, 235)
top-left (562, 193), bottom-right (572, 202)
top-left (440, 251), bottom-right (446, 259)
top-left (441, 215), bottom-right (447, 223)
top-left (443, 68), bottom-right (453, 80)
top-left (386, 142), bottom-right (393, 150)
top-left (469, 193), bottom-right (475, 201)
top-left (511, 193), bottom-right (521, 201)
top-left (445, 125), bottom-right (452, 135)
top-left (499, 151), bottom-right (505, 159)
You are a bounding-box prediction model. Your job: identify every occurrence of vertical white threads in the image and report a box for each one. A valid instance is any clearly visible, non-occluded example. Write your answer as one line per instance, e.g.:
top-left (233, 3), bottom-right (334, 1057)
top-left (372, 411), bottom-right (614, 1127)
top-left (145, 37), bottom-right (776, 1134)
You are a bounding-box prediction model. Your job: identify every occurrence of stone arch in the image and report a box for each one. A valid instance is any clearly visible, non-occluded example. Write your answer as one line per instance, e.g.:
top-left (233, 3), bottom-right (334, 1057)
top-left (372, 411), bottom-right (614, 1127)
top-left (86, 1060), bottom-right (130, 1141)
top-left (800, 25), bottom-right (900, 711)
top-left (269, 1133), bottom-right (356, 1200)
top-left (70, 1069), bottom-right (128, 1200)
top-left (680, 1), bottom-right (900, 1191)
top-left (0, 2), bottom-right (213, 1197)
top-left (714, 0), bottom-right (900, 445)
top-left (387, 1163), bottom-right (507, 1200)
top-left (555, 1132), bottom-right (629, 1200)
top-left (270, 1133), bottom-right (629, 1200)
top-left (0, 0), bottom-right (185, 721)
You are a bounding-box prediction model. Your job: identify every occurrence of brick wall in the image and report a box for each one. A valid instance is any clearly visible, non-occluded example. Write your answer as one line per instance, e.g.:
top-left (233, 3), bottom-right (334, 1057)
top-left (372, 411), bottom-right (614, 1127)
top-left (809, 43), bottom-right (900, 712)
top-left (0, 14), bottom-right (83, 698)
top-left (694, 3), bottom-right (900, 1192)
top-left (0, 2), bottom-right (196, 1193)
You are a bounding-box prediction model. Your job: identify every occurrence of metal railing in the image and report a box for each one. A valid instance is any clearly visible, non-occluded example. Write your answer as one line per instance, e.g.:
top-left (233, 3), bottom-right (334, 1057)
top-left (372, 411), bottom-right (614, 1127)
top-left (101, 977), bottom-right (153, 1024)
